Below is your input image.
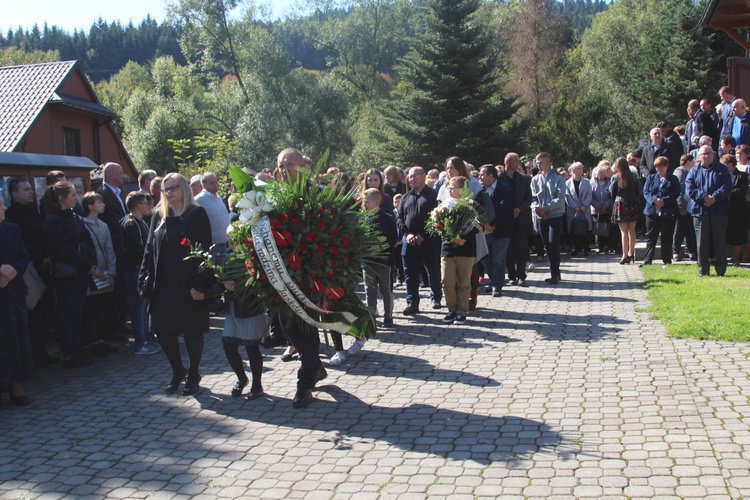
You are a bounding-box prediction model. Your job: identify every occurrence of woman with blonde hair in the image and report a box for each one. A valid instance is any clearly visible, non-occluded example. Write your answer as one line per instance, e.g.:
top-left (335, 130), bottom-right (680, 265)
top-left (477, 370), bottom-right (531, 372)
top-left (139, 173), bottom-right (213, 396)
top-left (610, 157), bottom-right (642, 264)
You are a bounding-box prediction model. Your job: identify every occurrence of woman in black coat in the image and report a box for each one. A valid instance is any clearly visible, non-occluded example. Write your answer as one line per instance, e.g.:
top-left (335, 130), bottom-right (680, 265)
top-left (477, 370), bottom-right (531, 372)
top-left (139, 173), bottom-right (212, 396)
top-left (42, 182), bottom-right (97, 368)
top-left (0, 197), bottom-right (34, 405)
top-left (723, 154), bottom-right (749, 266)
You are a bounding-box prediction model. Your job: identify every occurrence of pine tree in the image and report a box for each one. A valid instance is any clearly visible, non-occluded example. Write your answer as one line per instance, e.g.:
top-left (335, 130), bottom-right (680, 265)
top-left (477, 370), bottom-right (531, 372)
top-left (381, 0), bottom-right (520, 168)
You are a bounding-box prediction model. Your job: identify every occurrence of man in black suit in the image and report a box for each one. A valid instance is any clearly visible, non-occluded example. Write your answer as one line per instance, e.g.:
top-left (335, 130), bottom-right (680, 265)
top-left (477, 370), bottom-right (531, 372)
top-left (691, 100), bottom-right (719, 151)
top-left (498, 153), bottom-right (532, 287)
top-left (95, 162), bottom-right (128, 334)
top-left (658, 121), bottom-right (684, 175)
top-left (640, 127), bottom-right (669, 180)
top-left (478, 164), bottom-right (512, 297)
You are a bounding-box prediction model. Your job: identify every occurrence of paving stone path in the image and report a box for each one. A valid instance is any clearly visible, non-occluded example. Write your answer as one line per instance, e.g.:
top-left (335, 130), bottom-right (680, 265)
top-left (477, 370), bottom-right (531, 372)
top-left (1, 254), bottom-right (750, 499)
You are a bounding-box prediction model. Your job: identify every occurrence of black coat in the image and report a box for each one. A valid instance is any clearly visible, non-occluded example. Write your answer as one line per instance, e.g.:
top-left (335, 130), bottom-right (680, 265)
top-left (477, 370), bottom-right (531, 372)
top-left (498, 171), bottom-right (532, 228)
top-left (95, 184), bottom-right (126, 259)
top-left (640, 142), bottom-right (669, 179)
top-left (693, 109), bottom-right (719, 148)
top-left (0, 222), bottom-right (30, 304)
top-left (42, 208), bottom-right (96, 278)
top-left (5, 201), bottom-right (45, 268)
top-left (486, 180), bottom-right (513, 238)
top-left (139, 204), bottom-right (213, 335)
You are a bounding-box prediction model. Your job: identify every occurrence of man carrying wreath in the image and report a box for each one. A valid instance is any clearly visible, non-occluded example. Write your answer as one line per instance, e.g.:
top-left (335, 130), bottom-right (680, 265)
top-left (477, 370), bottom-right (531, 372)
top-left (274, 148), bottom-right (327, 408)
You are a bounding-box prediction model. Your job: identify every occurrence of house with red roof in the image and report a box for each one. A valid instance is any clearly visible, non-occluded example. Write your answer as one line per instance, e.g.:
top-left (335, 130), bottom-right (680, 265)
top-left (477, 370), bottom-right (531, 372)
top-left (0, 60), bottom-right (137, 201)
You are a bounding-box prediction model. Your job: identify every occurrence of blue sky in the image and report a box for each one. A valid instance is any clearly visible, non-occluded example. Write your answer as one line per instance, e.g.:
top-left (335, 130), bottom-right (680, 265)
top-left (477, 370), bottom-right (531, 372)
top-left (2, 0), bottom-right (299, 34)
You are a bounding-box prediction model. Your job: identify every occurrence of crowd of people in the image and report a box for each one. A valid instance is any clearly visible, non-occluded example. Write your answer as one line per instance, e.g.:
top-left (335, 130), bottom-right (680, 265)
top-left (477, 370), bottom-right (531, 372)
top-left (1, 85), bottom-right (748, 408)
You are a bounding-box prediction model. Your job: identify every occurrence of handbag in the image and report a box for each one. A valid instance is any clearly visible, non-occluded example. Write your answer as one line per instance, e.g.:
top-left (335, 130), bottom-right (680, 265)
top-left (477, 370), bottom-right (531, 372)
top-left (571, 215), bottom-right (588, 235)
top-left (24, 261), bottom-right (47, 310)
top-left (592, 220), bottom-right (611, 237)
top-left (52, 262), bottom-right (78, 280)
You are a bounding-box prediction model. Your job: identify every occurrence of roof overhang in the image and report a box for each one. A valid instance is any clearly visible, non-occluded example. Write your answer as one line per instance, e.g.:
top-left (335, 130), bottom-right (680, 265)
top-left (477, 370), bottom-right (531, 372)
top-left (48, 92), bottom-right (118, 120)
top-left (702, 0), bottom-right (750, 52)
top-left (0, 151), bottom-right (98, 169)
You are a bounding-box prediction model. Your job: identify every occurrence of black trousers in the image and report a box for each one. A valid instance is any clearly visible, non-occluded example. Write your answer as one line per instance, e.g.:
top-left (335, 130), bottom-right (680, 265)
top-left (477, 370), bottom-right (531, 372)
top-left (643, 214), bottom-right (676, 265)
top-left (278, 315), bottom-right (321, 391)
top-left (506, 222), bottom-right (530, 281)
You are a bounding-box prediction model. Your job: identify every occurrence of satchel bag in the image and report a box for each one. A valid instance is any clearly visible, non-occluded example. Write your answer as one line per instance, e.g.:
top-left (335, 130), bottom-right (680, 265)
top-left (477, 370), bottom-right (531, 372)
top-left (571, 215), bottom-right (588, 236)
top-left (592, 220), bottom-right (611, 237)
top-left (24, 261), bottom-right (47, 310)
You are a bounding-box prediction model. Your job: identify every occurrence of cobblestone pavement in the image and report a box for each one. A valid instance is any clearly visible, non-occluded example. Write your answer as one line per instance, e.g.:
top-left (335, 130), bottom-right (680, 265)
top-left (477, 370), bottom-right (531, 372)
top-left (2, 255), bottom-right (750, 499)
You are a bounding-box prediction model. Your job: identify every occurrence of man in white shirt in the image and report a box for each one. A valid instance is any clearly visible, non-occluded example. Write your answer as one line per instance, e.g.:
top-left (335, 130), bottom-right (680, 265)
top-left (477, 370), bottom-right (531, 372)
top-left (194, 172), bottom-right (230, 264)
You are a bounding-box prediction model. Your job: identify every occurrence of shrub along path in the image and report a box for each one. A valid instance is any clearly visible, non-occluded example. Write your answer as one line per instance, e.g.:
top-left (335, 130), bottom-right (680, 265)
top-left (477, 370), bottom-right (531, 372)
top-left (1, 254), bottom-right (749, 498)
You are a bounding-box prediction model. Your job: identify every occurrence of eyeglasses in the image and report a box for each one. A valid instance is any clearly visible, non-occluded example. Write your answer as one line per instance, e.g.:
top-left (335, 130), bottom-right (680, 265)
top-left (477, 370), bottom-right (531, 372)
top-left (163, 185), bottom-right (180, 193)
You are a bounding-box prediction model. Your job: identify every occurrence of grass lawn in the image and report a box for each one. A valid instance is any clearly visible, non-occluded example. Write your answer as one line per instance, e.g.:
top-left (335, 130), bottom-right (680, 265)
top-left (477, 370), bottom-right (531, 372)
top-left (640, 264), bottom-right (750, 342)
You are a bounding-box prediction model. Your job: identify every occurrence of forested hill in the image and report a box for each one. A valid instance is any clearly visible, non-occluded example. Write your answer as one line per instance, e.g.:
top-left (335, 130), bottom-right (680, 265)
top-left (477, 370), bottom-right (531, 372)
top-left (0, 0), bottom-right (609, 82)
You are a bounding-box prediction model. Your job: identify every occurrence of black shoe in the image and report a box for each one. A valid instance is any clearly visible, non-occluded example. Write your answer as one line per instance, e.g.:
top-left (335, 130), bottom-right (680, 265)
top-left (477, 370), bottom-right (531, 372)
top-left (517, 280), bottom-right (527, 287)
top-left (443, 311), bottom-right (457, 324)
top-left (545, 276), bottom-right (560, 285)
top-left (292, 389), bottom-right (313, 408)
top-left (508, 278), bottom-right (519, 286)
top-left (164, 369), bottom-right (188, 394)
top-left (182, 375), bottom-right (201, 396)
top-left (638, 262), bottom-right (651, 268)
top-left (280, 348), bottom-right (298, 362)
top-left (62, 355), bottom-right (93, 369)
top-left (402, 305), bottom-right (419, 315)
top-left (316, 366), bottom-right (328, 383)
top-left (454, 314), bottom-right (467, 325)
top-left (382, 317), bottom-right (394, 328)
top-left (246, 388), bottom-right (264, 401)
top-left (232, 377), bottom-right (249, 397)
top-left (492, 289), bottom-right (502, 297)
top-left (8, 390), bottom-right (31, 407)
top-left (431, 302), bottom-right (442, 310)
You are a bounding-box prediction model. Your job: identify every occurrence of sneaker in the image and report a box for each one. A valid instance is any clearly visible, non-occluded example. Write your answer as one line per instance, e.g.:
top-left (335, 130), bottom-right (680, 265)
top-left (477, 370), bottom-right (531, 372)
top-left (347, 339), bottom-right (366, 355)
top-left (526, 262), bottom-right (536, 272)
top-left (135, 343), bottom-right (161, 355)
top-left (454, 314), bottom-right (467, 325)
top-left (329, 351), bottom-right (346, 366)
top-left (443, 311), bottom-right (457, 324)
top-left (518, 279), bottom-right (527, 287)
top-left (382, 317), bottom-right (394, 328)
top-left (492, 288), bottom-right (502, 297)
top-left (508, 278), bottom-right (519, 286)
top-left (431, 301), bottom-right (442, 310)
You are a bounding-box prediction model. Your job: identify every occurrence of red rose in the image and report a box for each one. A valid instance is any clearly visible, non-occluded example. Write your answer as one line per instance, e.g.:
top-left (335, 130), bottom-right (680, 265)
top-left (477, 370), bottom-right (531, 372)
top-left (282, 231), bottom-right (293, 245)
top-left (344, 254), bottom-right (350, 262)
top-left (261, 274), bottom-right (268, 282)
top-left (332, 247), bottom-right (341, 255)
top-left (316, 244), bottom-right (325, 254)
top-left (291, 218), bottom-right (299, 223)
top-left (436, 224), bottom-right (443, 230)
top-left (312, 279), bottom-right (325, 293)
top-left (330, 211), bottom-right (337, 218)
top-left (331, 260), bottom-right (336, 268)
top-left (245, 238), bottom-right (254, 247)
top-left (286, 251), bottom-right (301, 270)
top-left (308, 272), bottom-right (317, 279)
top-left (317, 221), bottom-right (327, 230)
top-left (332, 228), bottom-right (339, 237)
top-left (305, 232), bottom-right (316, 242)
top-left (299, 243), bottom-right (308, 252)
top-left (325, 286), bottom-right (345, 300)
top-left (342, 236), bottom-right (350, 247)
top-left (282, 214), bottom-right (289, 220)
top-left (245, 261), bottom-right (253, 271)
top-left (270, 218), bottom-right (282, 229)
top-left (326, 271), bottom-right (335, 277)
top-left (181, 238), bottom-right (190, 247)
top-left (319, 207), bottom-right (326, 213)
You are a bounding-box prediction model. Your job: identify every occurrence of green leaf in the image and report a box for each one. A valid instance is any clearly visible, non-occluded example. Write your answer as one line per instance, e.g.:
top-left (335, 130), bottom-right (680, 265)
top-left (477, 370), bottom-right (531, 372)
top-left (229, 165), bottom-right (255, 194)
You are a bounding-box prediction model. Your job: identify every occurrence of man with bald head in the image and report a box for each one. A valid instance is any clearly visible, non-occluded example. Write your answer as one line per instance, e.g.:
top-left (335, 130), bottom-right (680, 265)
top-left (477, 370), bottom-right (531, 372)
top-left (96, 162), bottom-right (129, 335)
top-left (499, 152), bottom-right (532, 287)
top-left (396, 166), bottom-right (441, 314)
top-left (729, 98), bottom-right (750, 147)
top-left (685, 145), bottom-right (732, 277)
top-left (640, 127), bottom-right (669, 179)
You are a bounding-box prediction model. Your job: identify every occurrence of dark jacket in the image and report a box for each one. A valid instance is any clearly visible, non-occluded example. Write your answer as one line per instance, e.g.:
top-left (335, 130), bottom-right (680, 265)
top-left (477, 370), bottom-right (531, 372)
top-left (693, 109), bottom-right (719, 147)
top-left (685, 160), bottom-right (732, 216)
top-left (498, 170), bottom-right (532, 228)
top-left (369, 208), bottom-right (398, 267)
top-left (729, 168), bottom-right (750, 216)
top-left (139, 204), bottom-right (213, 335)
top-left (0, 222), bottom-right (30, 303)
top-left (643, 173), bottom-right (681, 217)
top-left (640, 142), bottom-right (669, 179)
top-left (396, 186), bottom-right (439, 238)
top-left (5, 201), bottom-right (46, 268)
top-left (663, 130), bottom-right (685, 175)
top-left (42, 208), bottom-right (96, 278)
top-left (487, 179), bottom-right (513, 238)
top-left (119, 214), bottom-right (149, 272)
top-left (96, 184), bottom-right (126, 259)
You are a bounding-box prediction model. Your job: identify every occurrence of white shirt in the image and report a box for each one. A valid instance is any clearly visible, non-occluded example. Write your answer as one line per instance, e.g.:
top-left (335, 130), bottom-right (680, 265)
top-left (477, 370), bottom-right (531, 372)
top-left (195, 190), bottom-right (230, 244)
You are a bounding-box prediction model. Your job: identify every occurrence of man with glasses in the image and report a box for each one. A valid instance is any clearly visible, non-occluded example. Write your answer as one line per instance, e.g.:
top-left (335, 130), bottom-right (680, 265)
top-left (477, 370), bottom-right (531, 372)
top-left (396, 166), bottom-right (442, 314)
top-left (685, 146), bottom-right (732, 277)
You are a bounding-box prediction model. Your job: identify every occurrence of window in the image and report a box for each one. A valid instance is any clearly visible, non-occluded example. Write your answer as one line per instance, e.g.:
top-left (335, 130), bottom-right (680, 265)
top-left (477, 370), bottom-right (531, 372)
top-left (62, 127), bottom-right (81, 156)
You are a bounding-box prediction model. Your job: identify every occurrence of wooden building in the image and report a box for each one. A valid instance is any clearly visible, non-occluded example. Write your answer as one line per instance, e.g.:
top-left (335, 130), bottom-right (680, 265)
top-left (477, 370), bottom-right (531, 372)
top-left (0, 60), bottom-right (137, 203)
